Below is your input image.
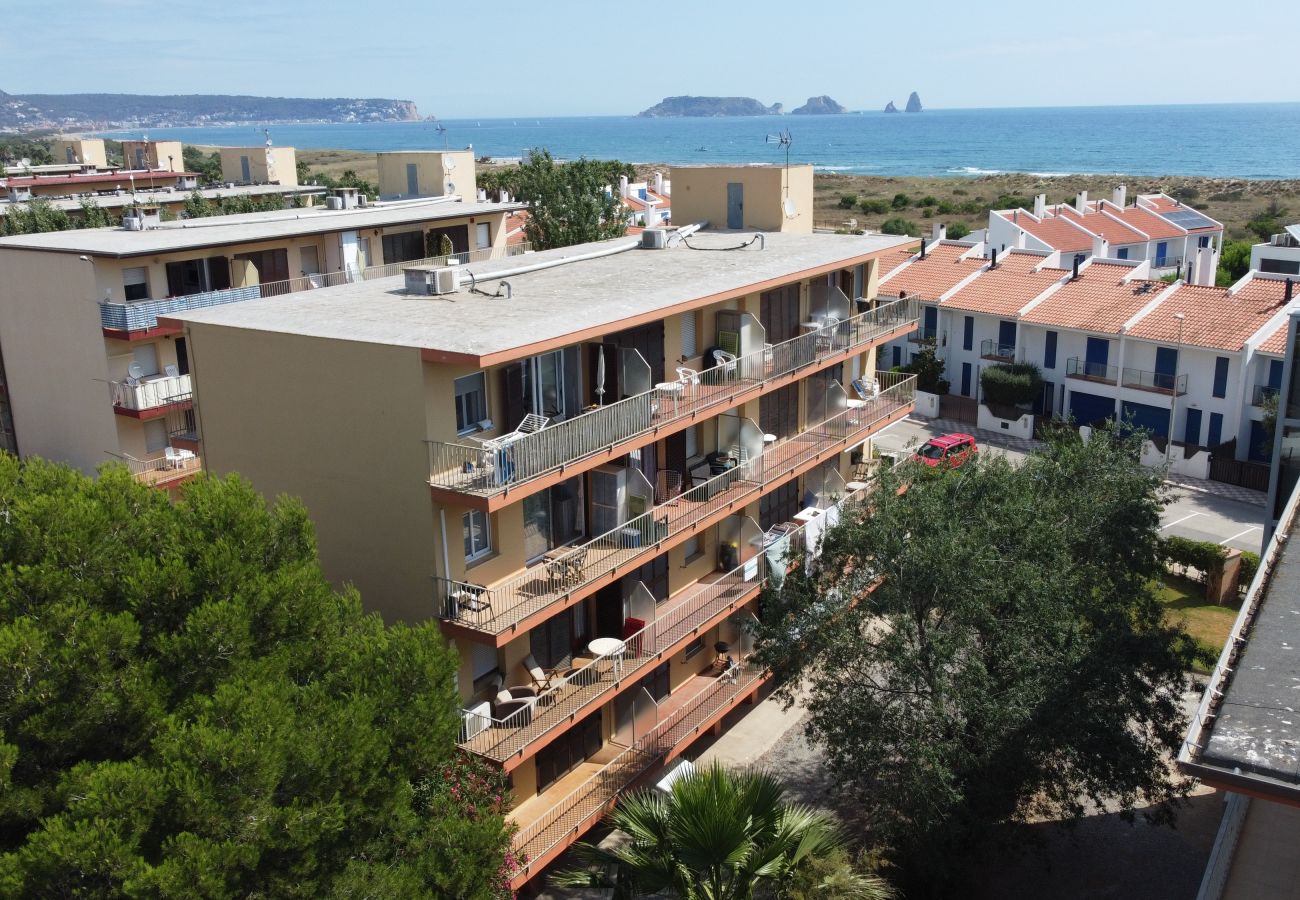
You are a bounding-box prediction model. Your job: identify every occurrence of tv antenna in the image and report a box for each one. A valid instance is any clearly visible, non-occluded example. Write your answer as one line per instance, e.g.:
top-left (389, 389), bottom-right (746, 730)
top-left (764, 130), bottom-right (793, 196)
top-left (433, 120), bottom-right (449, 149)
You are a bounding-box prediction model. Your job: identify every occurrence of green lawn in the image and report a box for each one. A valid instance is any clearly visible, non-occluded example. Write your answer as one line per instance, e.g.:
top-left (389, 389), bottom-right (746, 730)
top-left (1157, 576), bottom-right (1241, 673)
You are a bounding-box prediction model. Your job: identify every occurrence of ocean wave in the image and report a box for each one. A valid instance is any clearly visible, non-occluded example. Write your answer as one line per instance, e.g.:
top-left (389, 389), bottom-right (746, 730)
top-left (948, 166), bottom-right (1004, 175)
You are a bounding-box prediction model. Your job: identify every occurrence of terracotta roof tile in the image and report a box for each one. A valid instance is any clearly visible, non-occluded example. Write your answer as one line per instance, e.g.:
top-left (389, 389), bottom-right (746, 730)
top-left (1055, 205), bottom-right (1148, 245)
top-left (879, 243), bottom-right (983, 301)
top-left (1258, 321), bottom-right (1291, 356)
top-left (943, 252), bottom-right (1066, 317)
top-left (1008, 211), bottom-right (1095, 253)
top-left (1126, 278), bottom-right (1295, 352)
top-left (1113, 205), bottom-right (1187, 240)
top-left (1019, 263), bottom-right (1165, 333)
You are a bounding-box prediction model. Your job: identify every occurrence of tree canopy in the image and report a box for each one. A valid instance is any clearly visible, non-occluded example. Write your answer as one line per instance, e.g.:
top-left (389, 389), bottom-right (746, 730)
top-left (754, 427), bottom-right (1203, 895)
top-left (484, 149), bottom-right (632, 250)
top-left (0, 457), bottom-right (513, 897)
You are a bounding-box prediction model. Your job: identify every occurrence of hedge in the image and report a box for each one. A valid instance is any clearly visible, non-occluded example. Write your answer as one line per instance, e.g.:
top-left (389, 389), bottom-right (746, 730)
top-left (980, 363), bottom-right (1042, 408)
top-left (1238, 550), bottom-right (1261, 595)
top-left (1159, 535), bottom-right (1226, 584)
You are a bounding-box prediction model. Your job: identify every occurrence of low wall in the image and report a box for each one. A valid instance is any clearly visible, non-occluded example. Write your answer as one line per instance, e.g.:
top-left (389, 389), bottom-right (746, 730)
top-left (1136, 441), bottom-right (1212, 479)
top-left (977, 404), bottom-right (1033, 439)
top-left (914, 390), bottom-right (941, 418)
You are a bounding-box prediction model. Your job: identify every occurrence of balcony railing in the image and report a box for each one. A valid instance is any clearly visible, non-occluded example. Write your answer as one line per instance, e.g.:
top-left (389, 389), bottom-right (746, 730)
top-left (979, 339), bottom-right (1015, 362)
top-left (1150, 255), bottom-right (1183, 272)
top-left (1121, 366), bottom-right (1187, 395)
top-left (110, 451), bottom-right (202, 486)
top-left (907, 325), bottom-right (937, 344)
top-left (458, 562), bottom-right (763, 760)
top-left (109, 373), bottom-right (192, 412)
top-left (427, 297), bottom-right (920, 498)
top-left (1253, 384), bottom-right (1280, 407)
top-left (510, 659), bottom-right (766, 884)
top-left (1065, 357), bottom-right (1119, 384)
top-left (434, 372), bottom-right (916, 636)
top-left (98, 243), bottom-right (532, 332)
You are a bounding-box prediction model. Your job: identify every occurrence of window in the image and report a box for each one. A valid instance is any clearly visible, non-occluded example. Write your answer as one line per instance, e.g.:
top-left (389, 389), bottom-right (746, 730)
top-left (1261, 258), bottom-right (1300, 275)
top-left (680, 311), bottom-right (697, 359)
top-left (132, 344), bottom-right (160, 377)
top-left (1212, 357), bottom-right (1229, 399)
top-left (454, 372), bottom-right (487, 435)
top-left (381, 230), bottom-right (425, 265)
top-left (535, 711), bottom-right (601, 792)
top-left (1116, 247), bottom-right (1129, 260)
top-left (522, 475), bottom-right (583, 561)
top-left (682, 534), bottom-right (701, 561)
top-left (143, 419), bottom-right (168, 453)
top-left (1044, 331), bottom-right (1058, 370)
top-left (684, 424), bottom-right (699, 460)
top-left (122, 266), bottom-right (149, 301)
top-left (529, 605), bottom-right (585, 670)
top-left (469, 642), bottom-right (498, 692)
top-left (962, 316), bottom-right (974, 351)
top-left (463, 509), bottom-right (491, 562)
top-left (1199, 235), bottom-right (1211, 248)
top-left (476, 222), bottom-right (491, 250)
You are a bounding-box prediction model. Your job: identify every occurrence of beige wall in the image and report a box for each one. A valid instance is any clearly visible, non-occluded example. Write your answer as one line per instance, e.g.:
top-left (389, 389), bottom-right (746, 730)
top-left (185, 323), bottom-right (437, 623)
top-left (377, 151), bottom-right (476, 200)
top-left (219, 147), bottom-right (299, 187)
top-left (0, 249), bottom-right (120, 471)
top-left (120, 141), bottom-right (184, 172)
top-left (669, 165), bottom-right (814, 234)
top-left (50, 138), bottom-right (107, 168)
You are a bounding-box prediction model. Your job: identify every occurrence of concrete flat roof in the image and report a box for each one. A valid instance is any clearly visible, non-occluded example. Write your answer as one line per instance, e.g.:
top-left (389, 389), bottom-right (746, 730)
top-left (0, 198), bottom-right (526, 258)
top-left (1199, 522), bottom-right (1300, 794)
top-left (0, 184), bottom-right (323, 217)
top-left (171, 230), bottom-right (914, 363)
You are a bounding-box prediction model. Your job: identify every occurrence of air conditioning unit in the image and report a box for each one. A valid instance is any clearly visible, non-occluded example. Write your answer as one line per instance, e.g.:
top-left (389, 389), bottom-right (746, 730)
top-left (325, 196), bottom-right (344, 210)
top-left (590, 464), bottom-right (629, 536)
top-left (403, 266), bottom-right (460, 295)
top-left (641, 228), bottom-right (667, 250)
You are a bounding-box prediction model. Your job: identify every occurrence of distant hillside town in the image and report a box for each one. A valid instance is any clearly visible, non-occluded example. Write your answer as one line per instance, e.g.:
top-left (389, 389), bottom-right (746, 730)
top-left (0, 90), bottom-right (422, 132)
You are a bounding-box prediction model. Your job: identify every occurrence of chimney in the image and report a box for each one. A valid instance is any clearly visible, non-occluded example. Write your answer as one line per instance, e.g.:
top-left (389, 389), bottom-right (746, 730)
top-left (1013, 209), bottom-right (1019, 222)
top-left (1192, 246), bottom-right (1215, 286)
top-left (653, 171), bottom-right (664, 195)
top-left (932, 222), bottom-right (946, 243)
top-left (1033, 194), bottom-right (1047, 218)
top-left (919, 240), bottom-right (927, 260)
top-left (1076, 190), bottom-right (1088, 213)
top-left (618, 175), bottom-right (629, 198)
top-left (1071, 255), bottom-right (1080, 280)
top-left (990, 248), bottom-right (999, 269)
top-left (1112, 184), bottom-right (1127, 207)
top-left (1015, 229), bottom-right (1027, 250)
top-left (1092, 235), bottom-right (1109, 260)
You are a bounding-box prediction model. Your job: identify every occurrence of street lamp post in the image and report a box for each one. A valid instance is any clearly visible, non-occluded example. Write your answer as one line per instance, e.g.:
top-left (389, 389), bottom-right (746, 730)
top-left (1167, 312), bottom-right (1186, 462)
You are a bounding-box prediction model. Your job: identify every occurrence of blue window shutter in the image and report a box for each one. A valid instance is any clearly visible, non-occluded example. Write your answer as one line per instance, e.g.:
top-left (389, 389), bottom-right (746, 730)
top-left (1212, 357), bottom-right (1229, 399)
top-left (1044, 331), bottom-right (1058, 369)
top-left (1269, 359), bottom-right (1284, 390)
top-left (962, 316), bottom-right (974, 351)
top-left (1208, 412), bottom-right (1223, 448)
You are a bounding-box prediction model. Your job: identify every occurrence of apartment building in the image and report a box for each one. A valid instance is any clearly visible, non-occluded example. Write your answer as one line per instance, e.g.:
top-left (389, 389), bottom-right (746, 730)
top-left (219, 145), bottom-right (297, 186)
top-left (879, 237), bottom-right (1299, 464)
top-left (618, 171), bottom-right (671, 228)
top-left (164, 177), bottom-right (919, 885)
top-left (48, 137), bottom-right (109, 168)
top-left (377, 150), bottom-right (476, 200)
top-left (0, 190), bottom-right (526, 484)
top-left (671, 164), bottom-right (814, 232)
top-left (3, 166), bottom-right (200, 201)
top-left (120, 139), bottom-right (184, 172)
top-left (1251, 222), bottom-right (1300, 275)
top-left (985, 186), bottom-right (1224, 280)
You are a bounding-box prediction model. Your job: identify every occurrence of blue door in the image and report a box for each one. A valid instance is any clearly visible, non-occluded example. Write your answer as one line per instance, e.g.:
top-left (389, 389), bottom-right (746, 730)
top-left (1183, 408), bottom-right (1202, 446)
top-left (1249, 420), bottom-right (1272, 461)
top-left (961, 362), bottom-right (972, 397)
top-left (1154, 347), bottom-right (1178, 392)
top-left (998, 320), bottom-right (1016, 353)
top-left (1085, 337), bottom-right (1110, 378)
top-left (726, 183), bottom-right (744, 229)
top-left (1207, 412), bottom-right (1223, 448)
top-left (1155, 241), bottom-right (1168, 266)
top-left (1121, 400), bottom-right (1171, 439)
top-left (891, 345), bottom-right (901, 368)
top-left (1269, 359), bottom-right (1284, 390)
top-left (1036, 380), bottom-right (1055, 416)
top-left (1069, 390), bottom-right (1116, 427)
top-left (923, 305), bottom-right (937, 338)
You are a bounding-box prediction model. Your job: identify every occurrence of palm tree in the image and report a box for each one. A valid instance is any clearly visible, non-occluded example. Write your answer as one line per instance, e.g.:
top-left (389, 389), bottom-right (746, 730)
top-left (554, 761), bottom-right (893, 899)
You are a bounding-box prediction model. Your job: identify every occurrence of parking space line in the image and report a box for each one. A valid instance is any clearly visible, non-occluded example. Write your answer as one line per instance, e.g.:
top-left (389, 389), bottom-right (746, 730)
top-left (1160, 513), bottom-right (1203, 531)
top-left (1219, 527), bottom-right (1261, 546)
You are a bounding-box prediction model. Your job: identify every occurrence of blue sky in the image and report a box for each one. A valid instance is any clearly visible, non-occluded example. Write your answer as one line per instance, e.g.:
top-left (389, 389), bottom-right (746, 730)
top-left (2, 0), bottom-right (1297, 118)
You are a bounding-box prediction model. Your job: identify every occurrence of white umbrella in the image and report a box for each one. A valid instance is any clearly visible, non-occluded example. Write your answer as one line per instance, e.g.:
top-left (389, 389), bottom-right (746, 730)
top-left (595, 346), bottom-right (607, 406)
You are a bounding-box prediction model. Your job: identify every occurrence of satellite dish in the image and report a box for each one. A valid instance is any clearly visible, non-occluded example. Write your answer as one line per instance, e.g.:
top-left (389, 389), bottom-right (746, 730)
top-left (127, 362), bottom-right (144, 379)
top-left (446, 181), bottom-right (456, 193)
top-left (443, 156), bottom-right (456, 171)
top-left (783, 198), bottom-right (798, 219)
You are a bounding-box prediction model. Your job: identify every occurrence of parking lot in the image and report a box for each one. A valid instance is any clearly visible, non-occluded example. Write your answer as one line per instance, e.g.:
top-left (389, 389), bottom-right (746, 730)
top-left (872, 417), bottom-right (1266, 555)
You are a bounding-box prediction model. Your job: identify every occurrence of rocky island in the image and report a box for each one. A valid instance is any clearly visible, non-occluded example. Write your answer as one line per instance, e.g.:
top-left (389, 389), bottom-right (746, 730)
top-left (0, 90), bottom-right (422, 132)
top-left (884, 93), bottom-right (924, 114)
top-left (638, 96), bottom-right (782, 117)
top-left (883, 100), bottom-right (900, 114)
top-left (791, 95), bottom-right (847, 115)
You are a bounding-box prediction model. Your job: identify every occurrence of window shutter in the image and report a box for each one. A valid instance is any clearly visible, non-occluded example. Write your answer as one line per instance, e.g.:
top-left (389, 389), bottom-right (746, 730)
top-left (680, 312), bottom-right (697, 359)
top-left (501, 362), bottom-right (527, 431)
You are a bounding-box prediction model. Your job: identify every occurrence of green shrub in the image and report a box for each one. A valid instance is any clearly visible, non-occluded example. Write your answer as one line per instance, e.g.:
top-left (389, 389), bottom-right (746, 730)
top-left (980, 362), bottom-right (1042, 408)
top-left (952, 188), bottom-right (968, 196)
top-left (859, 198), bottom-right (890, 215)
top-left (936, 200), bottom-right (955, 215)
top-left (947, 222), bottom-right (971, 240)
top-left (891, 193), bottom-right (911, 210)
top-left (1238, 551), bottom-right (1260, 592)
top-left (1160, 535), bottom-right (1226, 585)
top-left (880, 217), bottom-right (918, 236)
top-left (919, 195), bottom-right (938, 207)
top-left (838, 193), bottom-right (859, 210)
top-left (959, 200), bottom-right (984, 215)
top-left (901, 346), bottom-right (949, 394)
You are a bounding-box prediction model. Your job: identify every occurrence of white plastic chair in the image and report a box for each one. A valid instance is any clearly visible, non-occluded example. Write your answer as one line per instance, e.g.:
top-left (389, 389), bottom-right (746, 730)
top-left (712, 350), bottom-right (738, 378)
top-left (676, 366), bottom-right (701, 385)
top-left (165, 447), bottom-right (183, 469)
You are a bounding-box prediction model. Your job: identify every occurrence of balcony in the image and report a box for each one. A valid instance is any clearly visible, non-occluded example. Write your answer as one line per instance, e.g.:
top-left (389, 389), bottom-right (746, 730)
top-left (508, 658), bottom-right (767, 887)
top-left (907, 325), bottom-right (937, 345)
top-left (98, 244), bottom-right (532, 336)
top-left (110, 374), bottom-right (192, 417)
top-left (1253, 384), bottom-right (1280, 407)
top-left (979, 339), bottom-right (1015, 362)
top-left (434, 372), bottom-right (916, 639)
top-left (1121, 366), bottom-right (1187, 396)
top-left (113, 451), bottom-right (202, 487)
top-left (1149, 255), bottom-right (1184, 273)
top-left (1065, 357), bottom-right (1119, 385)
top-left (426, 297), bottom-right (919, 501)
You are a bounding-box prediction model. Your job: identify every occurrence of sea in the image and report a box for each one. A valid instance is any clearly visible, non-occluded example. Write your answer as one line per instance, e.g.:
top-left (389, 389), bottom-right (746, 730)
top-left (98, 103), bottom-right (1300, 180)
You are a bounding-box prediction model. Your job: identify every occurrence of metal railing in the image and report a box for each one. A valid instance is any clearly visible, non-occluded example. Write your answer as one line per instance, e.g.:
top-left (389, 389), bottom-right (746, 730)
top-left (109, 451), bottom-right (202, 484)
top-left (511, 659), bottom-right (766, 880)
top-left (1253, 384), bottom-right (1280, 407)
top-left (979, 339), bottom-right (1015, 361)
top-left (458, 565), bottom-right (762, 758)
top-left (1065, 357), bottom-right (1118, 384)
top-left (1121, 366), bottom-right (1187, 395)
top-left (435, 372), bottom-right (915, 635)
top-left (1150, 255), bottom-right (1183, 272)
top-left (99, 243), bottom-right (532, 332)
top-left (109, 374), bottom-right (192, 411)
top-left (908, 325), bottom-right (937, 344)
top-left (427, 297), bottom-right (919, 496)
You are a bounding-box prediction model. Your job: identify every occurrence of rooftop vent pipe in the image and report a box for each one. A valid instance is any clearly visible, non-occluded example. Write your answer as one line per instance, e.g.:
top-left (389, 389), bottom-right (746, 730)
top-left (920, 240), bottom-right (927, 260)
top-left (1072, 255), bottom-right (1081, 280)
top-left (990, 248), bottom-right (998, 269)
top-left (1286, 278), bottom-right (1294, 303)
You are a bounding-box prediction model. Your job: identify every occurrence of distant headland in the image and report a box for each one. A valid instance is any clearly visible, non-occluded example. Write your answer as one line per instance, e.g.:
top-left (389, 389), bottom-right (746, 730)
top-left (791, 96), bottom-right (847, 115)
top-left (638, 96), bottom-right (783, 117)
